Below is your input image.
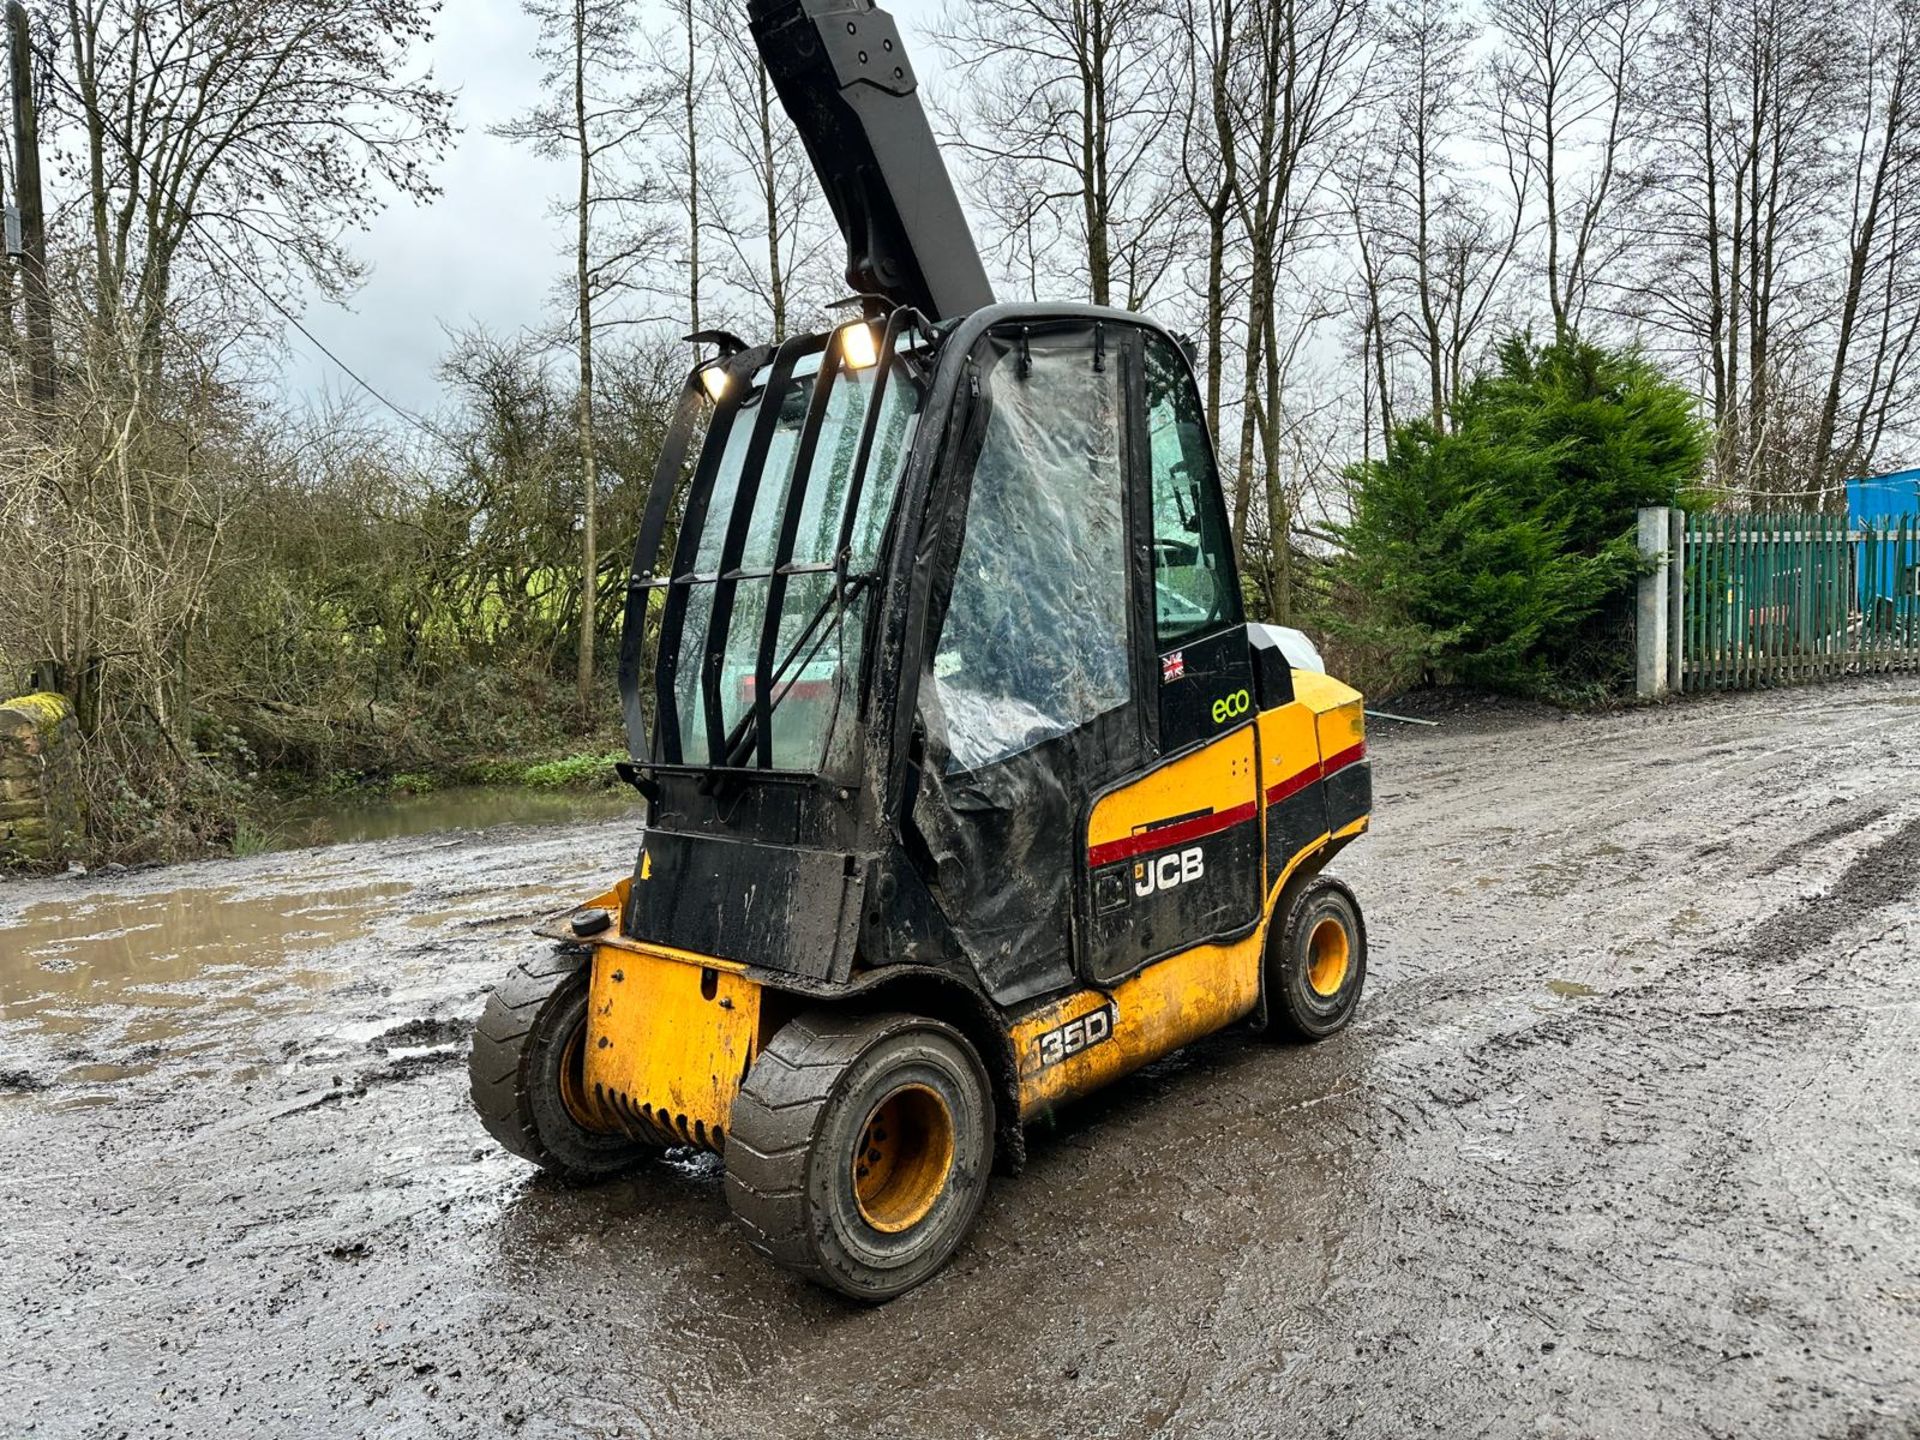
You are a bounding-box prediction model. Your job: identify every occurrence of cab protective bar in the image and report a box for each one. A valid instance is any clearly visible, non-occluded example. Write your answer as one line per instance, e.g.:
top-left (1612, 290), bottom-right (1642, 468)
top-left (699, 332), bottom-right (820, 767)
top-left (648, 342), bottom-right (771, 764)
top-left (618, 364), bottom-right (709, 763)
top-left (724, 308), bottom-right (926, 772)
top-left (634, 308), bottom-right (930, 776)
top-left (812, 306), bottom-right (926, 768)
top-left (749, 332), bottom-right (848, 766)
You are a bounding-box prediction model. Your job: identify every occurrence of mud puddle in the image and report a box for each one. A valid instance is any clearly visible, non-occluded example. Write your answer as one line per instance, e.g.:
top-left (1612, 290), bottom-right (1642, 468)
top-left (0, 810), bottom-right (640, 1108)
top-left (1545, 977), bottom-right (1597, 997)
top-left (0, 878), bottom-right (415, 1097)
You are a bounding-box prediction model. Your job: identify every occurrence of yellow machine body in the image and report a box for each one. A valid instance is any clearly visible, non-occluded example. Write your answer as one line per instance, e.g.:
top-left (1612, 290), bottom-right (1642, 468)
top-left (568, 671), bottom-right (1369, 1154)
top-left (1012, 672), bottom-right (1369, 1117)
top-left (573, 882), bottom-right (775, 1148)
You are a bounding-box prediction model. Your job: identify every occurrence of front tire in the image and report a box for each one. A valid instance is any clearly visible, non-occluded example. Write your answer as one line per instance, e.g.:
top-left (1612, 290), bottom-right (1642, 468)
top-left (724, 1011), bottom-right (994, 1303)
top-left (1267, 874), bottom-right (1367, 1041)
top-left (468, 946), bottom-right (658, 1180)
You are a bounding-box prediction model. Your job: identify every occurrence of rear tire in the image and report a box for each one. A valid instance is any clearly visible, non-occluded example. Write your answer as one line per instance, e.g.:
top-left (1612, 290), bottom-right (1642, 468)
top-left (1267, 874), bottom-right (1367, 1041)
top-left (725, 1011), bottom-right (994, 1303)
top-left (468, 945), bottom-right (658, 1180)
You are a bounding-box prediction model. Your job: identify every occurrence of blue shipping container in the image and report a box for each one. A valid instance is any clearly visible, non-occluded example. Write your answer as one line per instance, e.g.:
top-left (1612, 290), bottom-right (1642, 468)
top-left (1846, 468), bottom-right (1920, 615)
top-left (1847, 468), bottom-right (1920, 525)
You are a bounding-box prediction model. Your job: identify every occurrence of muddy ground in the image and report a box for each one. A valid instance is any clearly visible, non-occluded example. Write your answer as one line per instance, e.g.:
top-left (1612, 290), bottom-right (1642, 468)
top-left (3, 679), bottom-right (1917, 1439)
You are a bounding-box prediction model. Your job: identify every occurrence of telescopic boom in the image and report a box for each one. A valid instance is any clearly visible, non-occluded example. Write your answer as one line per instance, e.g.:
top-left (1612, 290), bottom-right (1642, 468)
top-left (747, 0), bottom-right (995, 321)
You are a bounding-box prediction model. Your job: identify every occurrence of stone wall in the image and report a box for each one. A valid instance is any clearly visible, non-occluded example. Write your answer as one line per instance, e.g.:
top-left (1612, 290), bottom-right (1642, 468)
top-left (0, 693), bottom-right (80, 868)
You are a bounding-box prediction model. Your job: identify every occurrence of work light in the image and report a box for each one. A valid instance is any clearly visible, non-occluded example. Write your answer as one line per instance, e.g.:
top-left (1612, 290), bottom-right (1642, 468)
top-left (840, 321), bottom-right (879, 370)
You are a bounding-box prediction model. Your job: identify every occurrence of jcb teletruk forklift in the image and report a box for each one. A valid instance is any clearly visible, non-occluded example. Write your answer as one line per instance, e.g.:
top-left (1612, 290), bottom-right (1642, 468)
top-left (470, 0), bottom-right (1372, 1301)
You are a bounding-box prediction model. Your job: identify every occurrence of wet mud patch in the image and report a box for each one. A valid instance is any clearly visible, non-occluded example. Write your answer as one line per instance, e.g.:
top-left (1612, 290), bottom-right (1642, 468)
top-left (1546, 978), bottom-right (1597, 997)
top-left (2, 676), bottom-right (1918, 1439)
top-left (1751, 800), bottom-right (1893, 878)
top-left (1368, 685), bottom-right (1575, 732)
top-left (370, 1015), bottom-right (469, 1051)
top-left (1737, 814), bottom-right (1920, 964)
top-left (362, 1048), bottom-right (466, 1087)
top-left (328, 1015), bottom-right (478, 1088)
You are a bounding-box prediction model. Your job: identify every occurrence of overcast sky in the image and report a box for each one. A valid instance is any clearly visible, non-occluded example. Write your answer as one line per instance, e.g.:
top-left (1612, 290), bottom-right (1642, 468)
top-left (279, 0), bottom-right (945, 419)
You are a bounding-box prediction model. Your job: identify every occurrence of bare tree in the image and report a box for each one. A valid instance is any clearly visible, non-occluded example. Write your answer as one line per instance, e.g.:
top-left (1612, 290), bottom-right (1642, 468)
top-left (694, 0), bottom-right (833, 338)
top-left (45, 0), bottom-right (452, 373)
top-left (498, 0), bottom-right (674, 715)
top-left (1227, 0), bottom-right (1372, 613)
top-left (937, 0), bottom-right (1178, 308)
top-left (1396, 0), bottom-right (1466, 426)
top-left (1343, 162), bottom-right (1397, 462)
top-left (1488, 0), bottom-right (1649, 336)
top-left (1358, 0), bottom-right (1527, 432)
top-left (1171, 0), bottom-right (1244, 439)
top-left (10, 0), bottom-right (449, 736)
top-left (1631, 0), bottom-right (1853, 495)
top-left (663, 0), bottom-right (707, 341)
top-left (1811, 0), bottom-right (1920, 488)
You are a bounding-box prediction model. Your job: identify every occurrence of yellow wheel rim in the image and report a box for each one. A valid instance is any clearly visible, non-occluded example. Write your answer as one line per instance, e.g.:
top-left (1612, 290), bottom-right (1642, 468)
top-left (558, 1020), bottom-right (602, 1128)
top-left (1307, 916), bottom-right (1352, 998)
top-left (852, 1084), bottom-right (955, 1234)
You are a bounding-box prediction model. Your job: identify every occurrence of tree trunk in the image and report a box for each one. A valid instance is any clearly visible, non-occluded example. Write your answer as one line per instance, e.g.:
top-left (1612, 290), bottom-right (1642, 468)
top-left (685, 0), bottom-right (702, 340)
top-left (1197, 0), bottom-right (1239, 505)
top-left (65, 0), bottom-right (114, 324)
top-left (1260, 301), bottom-right (1287, 623)
top-left (1413, 95), bottom-right (1445, 430)
top-left (1082, 0), bottom-right (1113, 306)
top-left (573, 0), bottom-right (598, 717)
top-left (1813, 31), bottom-right (1909, 487)
top-left (756, 58), bottom-right (786, 339)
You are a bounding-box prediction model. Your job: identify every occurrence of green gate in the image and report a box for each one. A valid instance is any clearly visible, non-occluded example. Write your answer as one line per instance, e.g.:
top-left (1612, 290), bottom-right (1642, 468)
top-left (1677, 511), bottom-right (1920, 692)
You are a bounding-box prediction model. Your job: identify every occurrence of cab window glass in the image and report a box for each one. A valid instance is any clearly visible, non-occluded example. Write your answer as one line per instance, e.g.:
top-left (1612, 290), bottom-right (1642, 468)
top-left (1146, 336), bottom-right (1237, 645)
top-left (666, 346), bottom-right (923, 769)
top-left (931, 333), bottom-right (1130, 772)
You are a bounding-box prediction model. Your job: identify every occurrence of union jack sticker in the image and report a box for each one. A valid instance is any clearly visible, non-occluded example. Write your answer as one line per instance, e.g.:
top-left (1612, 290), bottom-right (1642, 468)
top-left (1161, 650), bottom-right (1186, 684)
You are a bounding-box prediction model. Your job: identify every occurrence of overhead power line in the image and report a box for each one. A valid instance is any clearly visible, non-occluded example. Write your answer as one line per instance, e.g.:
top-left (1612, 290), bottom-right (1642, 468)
top-left (191, 219), bottom-right (455, 449)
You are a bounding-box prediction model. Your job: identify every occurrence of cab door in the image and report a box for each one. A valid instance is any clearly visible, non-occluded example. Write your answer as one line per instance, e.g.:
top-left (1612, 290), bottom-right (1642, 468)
top-left (1079, 332), bottom-right (1262, 984)
top-left (909, 321), bottom-right (1151, 1007)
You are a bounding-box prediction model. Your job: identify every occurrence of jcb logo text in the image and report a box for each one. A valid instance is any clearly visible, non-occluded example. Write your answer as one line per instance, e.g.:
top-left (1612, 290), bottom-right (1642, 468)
top-left (1134, 846), bottom-right (1205, 897)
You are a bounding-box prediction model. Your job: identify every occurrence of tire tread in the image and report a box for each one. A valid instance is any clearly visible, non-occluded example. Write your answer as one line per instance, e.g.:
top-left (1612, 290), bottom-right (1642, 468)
top-left (724, 1007), bottom-right (879, 1285)
top-left (467, 945), bottom-right (652, 1177)
top-left (1269, 873), bottom-right (1367, 1042)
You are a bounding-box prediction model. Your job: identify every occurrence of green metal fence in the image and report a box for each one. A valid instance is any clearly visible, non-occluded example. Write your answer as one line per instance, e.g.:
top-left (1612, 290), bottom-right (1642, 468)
top-left (1675, 511), bottom-right (1920, 692)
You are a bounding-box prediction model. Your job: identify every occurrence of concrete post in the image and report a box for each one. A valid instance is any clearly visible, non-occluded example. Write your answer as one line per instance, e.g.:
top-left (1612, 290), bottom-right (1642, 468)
top-left (1637, 507), bottom-right (1671, 699)
top-left (1667, 507), bottom-right (1686, 693)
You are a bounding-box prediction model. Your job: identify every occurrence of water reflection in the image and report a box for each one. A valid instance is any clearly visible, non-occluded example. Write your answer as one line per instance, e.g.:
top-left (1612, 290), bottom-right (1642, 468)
top-left (262, 785), bottom-right (641, 851)
top-left (0, 881), bottom-right (409, 1046)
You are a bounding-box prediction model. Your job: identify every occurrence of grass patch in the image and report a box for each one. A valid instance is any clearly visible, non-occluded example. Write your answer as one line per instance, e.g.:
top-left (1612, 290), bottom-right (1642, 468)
top-left (230, 820), bottom-right (278, 857)
top-left (515, 752), bottom-right (624, 788)
top-left (278, 743), bottom-right (626, 804)
top-left (446, 748), bottom-right (625, 790)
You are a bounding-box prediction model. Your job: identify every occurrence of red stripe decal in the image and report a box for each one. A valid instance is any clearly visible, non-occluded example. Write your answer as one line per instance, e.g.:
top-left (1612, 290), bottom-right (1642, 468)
top-left (1087, 800), bottom-right (1259, 869)
top-left (1264, 742), bottom-right (1368, 807)
top-left (1322, 741), bottom-right (1369, 777)
top-left (1265, 765), bottom-right (1318, 806)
